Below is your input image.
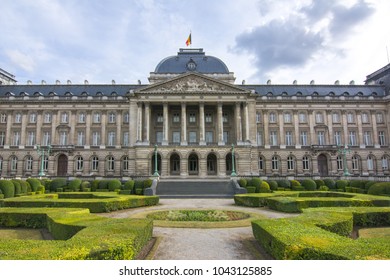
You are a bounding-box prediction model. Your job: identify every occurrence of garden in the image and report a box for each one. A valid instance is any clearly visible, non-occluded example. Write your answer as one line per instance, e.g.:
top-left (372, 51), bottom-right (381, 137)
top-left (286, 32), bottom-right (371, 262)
top-left (234, 177), bottom-right (390, 260)
top-left (0, 177), bottom-right (158, 260)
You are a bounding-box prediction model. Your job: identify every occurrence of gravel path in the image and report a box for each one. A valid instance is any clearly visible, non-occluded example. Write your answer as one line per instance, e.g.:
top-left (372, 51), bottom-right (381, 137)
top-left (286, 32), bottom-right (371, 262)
top-left (98, 199), bottom-right (297, 260)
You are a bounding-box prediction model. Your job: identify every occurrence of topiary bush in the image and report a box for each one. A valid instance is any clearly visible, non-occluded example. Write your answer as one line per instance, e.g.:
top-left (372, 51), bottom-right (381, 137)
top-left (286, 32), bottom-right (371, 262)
top-left (26, 178), bottom-right (41, 192)
top-left (19, 180), bottom-right (29, 194)
top-left (0, 180), bottom-right (15, 198)
top-left (123, 180), bottom-right (135, 192)
top-left (314, 179), bottom-right (325, 189)
top-left (238, 178), bottom-right (247, 188)
top-left (81, 181), bottom-right (91, 191)
top-left (349, 180), bottom-right (365, 190)
top-left (277, 180), bottom-right (291, 189)
top-left (108, 179), bottom-right (122, 191)
top-left (258, 181), bottom-right (271, 193)
top-left (67, 179), bottom-right (82, 191)
top-left (302, 179), bottom-right (317, 191)
top-left (49, 178), bottom-right (67, 192)
top-left (336, 180), bottom-right (349, 191)
top-left (318, 185), bottom-right (329, 191)
top-left (367, 182), bottom-right (390, 196)
top-left (11, 180), bottom-right (22, 196)
top-left (98, 180), bottom-right (110, 190)
top-left (291, 180), bottom-right (301, 187)
top-left (143, 179), bottom-right (153, 189)
top-left (245, 186), bottom-right (256, 193)
top-left (91, 180), bottom-right (100, 191)
top-left (267, 180), bottom-right (278, 191)
top-left (324, 178), bottom-right (336, 189)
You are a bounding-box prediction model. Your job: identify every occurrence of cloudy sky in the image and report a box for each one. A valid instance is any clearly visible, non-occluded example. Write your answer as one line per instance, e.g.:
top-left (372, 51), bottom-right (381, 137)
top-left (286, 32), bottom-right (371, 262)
top-left (1, 0), bottom-right (389, 85)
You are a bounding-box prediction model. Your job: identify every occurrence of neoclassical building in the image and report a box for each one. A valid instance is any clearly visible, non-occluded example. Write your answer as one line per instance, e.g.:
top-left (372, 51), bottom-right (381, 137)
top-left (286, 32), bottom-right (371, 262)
top-left (0, 48), bottom-right (390, 179)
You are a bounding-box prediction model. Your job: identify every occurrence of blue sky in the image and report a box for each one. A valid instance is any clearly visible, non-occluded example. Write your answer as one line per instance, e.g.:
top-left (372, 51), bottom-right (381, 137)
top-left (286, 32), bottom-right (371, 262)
top-left (1, 0), bottom-right (389, 85)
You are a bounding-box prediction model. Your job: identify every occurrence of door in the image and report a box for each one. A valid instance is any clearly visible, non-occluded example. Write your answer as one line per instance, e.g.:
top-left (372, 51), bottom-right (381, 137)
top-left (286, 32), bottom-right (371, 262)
top-left (318, 154), bottom-right (328, 176)
top-left (57, 154), bottom-right (68, 176)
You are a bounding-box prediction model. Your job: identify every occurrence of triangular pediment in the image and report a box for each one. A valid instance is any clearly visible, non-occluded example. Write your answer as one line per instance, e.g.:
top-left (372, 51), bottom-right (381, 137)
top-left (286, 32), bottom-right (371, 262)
top-left (136, 72), bottom-right (249, 95)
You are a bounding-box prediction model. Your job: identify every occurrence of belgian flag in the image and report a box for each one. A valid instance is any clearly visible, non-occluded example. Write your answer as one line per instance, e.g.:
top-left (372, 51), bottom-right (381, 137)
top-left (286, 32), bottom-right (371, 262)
top-left (186, 33), bottom-right (191, 46)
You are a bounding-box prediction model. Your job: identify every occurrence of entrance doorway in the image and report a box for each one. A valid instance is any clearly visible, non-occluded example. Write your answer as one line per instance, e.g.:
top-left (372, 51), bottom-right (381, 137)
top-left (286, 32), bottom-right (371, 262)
top-left (170, 153), bottom-right (180, 175)
top-left (57, 154), bottom-right (68, 176)
top-left (207, 153), bottom-right (217, 175)
top-left (188, 153), bottom-right (199, 175)
top-left (318, 154), bottom-right (328, 176)
top-left (226, 153), bottom-right (232, 175)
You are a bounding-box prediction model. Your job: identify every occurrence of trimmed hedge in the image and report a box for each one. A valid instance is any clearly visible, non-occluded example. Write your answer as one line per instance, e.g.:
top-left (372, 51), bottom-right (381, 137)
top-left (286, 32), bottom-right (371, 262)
top-left (323, 178), bottom-right (336, 189)
top-left (108, 179), bottom-right (122, 191)
top-left (251, 207), bottom-right (390, 259)
top-left (50, 178), bottom-right (67, 192)
top-left (123, 180), bottom-right (135, 192)
top-left (368, 182), bottom-right (390, 196)
top-left (26, 178), bottom-right (41, 192)
top-left (0, 180), bottom-right (15, 198)
top-left (302, 179), bottom-right (317, 191)
top-left (67, 179), bottom-right (82, 191)
top-left (1, 192), bottom-right (159, 213)
top-left (0, 207), bottom-right (153, 260)
top-left (238, 178), bottom-right (247, 188)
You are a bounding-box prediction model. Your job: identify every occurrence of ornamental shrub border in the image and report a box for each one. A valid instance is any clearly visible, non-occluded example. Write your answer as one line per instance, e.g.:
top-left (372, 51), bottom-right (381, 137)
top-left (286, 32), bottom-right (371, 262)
top-left (0, 207), bottom-right (153, 260)
top-left (251, 207), bottom-right (390, 260)
top-left (0, 192), bottom-right (159, 213)
top-left (234, 191), bottom-right (390, 212)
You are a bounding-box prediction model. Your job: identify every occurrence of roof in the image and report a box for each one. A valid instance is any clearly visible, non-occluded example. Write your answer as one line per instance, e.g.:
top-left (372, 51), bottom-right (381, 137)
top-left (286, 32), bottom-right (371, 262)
top-left (154, 48), bottom-right (230, 74)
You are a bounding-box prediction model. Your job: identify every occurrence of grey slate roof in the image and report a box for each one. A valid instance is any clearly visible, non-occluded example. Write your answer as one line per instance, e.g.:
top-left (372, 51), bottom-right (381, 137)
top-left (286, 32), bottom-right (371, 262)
top-left (154, 48), bottom-right (230, 74)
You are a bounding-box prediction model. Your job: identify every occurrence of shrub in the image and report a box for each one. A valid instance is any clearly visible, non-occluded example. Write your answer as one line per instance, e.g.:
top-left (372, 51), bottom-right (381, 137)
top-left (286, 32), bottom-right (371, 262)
top-left (302, 179), bottom-right (317, 191)
top-left (368, 182), bottom-right (390, 196)
top-left (238, 178), bottom-right (247, 188)
top-left (98, 180), bottom-right (110, 190)
top-left (123, 180), bottom-right (135, 192)
top-left (26, 178), bottom-right (41, 192)
top-left (19, 180), bottom-right (29, 194)
top-left (251, 178), bottom-right (262, 188)
top-left (0, 180), bottom-right (15, 198)
top-left (91, 180), bottom-right (100, 191)
top-left (350, 180), bottom-right (365, 190)
top-left (277, 180), bottom-right (291, 189)
top-left (67, 179), bottom-right (82, 191)
top-left (314, 179), bottom-right (325, 189)
top-left (258, 181), bottom-right (271, 193)
top-left (318, 185), bottom-right (329, 191)
top-left (245, 186), bottom-right (256, 193)
top-left (267, 180), bottom-right (278, 191)
top-left (36, 185), bottom-right (45, 194)
top-left (143, 179), bottom-right (153, 189)
top-left (49, 178), bottom-right (67, 192)
top-left (291, 180), bottom-right (301, 187)
top-left (134, 180), bottom-right (144, 190)
top-left (108, 179), bottom-right (122, 191)
top-left (81, 181), bottom-right (91, 191)
top-left (323, 178), bottom-right (336, 189)
top-left (11, 180), bottom-right (22, 195)
top-left (365, 181), bottom-right (377, 191)
top-left (292, 185), bottom-right (305, 191)
top-left (336, 180), bottom-right (349, 191)
top-left (135, 188), bottom-right (144, 195)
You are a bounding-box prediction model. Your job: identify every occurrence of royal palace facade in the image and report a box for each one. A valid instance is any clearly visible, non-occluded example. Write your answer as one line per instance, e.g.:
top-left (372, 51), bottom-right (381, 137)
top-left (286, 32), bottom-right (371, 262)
top-left (1, 48), bottom-right (390, 179)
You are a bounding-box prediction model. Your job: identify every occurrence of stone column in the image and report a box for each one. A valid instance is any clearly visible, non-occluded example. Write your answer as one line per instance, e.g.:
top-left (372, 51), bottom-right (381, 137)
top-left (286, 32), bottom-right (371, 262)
top-left (235, 102), bottom-right (242, 144)
top-left (51, 112), bottom-right (58, 144)
top-left (20, 112), bottom-right (27, 146)
top-left (162, 102), bottom-right (168, 145)
top-left (69, 110), bottom-right (76, 145)
top-left (278, 110), bottom-right (285, 148)
top-left (326, 110), bottom-right (333, 145)
top-left (263, 110), bottom-right (269, 147)
top-left (244, 102), bottom-right (250, 141)
top-left (308, 110), bottom-right (315, 145)
top-left (136, 102), bottom-right (143, 142)
top-left (356, 111), bottom-right (364, 147)
top-left (293, 110), bottom-right (300, 148)
top-left (341, 110), bottom-right (348, 145)
top-left (36, 110), bottom-right (42, 146)
top-left (85, 112), bottom-right (91, 146)
top-left (199, 102), bottom-right (206, 145)
top-left (217, 102), bottom-right (224, 145)
top-left (101, 111), bottom-right (106, 146)
top-left (144, 103), bottom-right (150, 144)
top-left (5, 111), bottom-right (12, 146)
top-left (181, 102), bottom-right (187, 145)
top-left (116, 111), bottom-right (122, 147)
top-left (371, 110), bottom-right (379, 148)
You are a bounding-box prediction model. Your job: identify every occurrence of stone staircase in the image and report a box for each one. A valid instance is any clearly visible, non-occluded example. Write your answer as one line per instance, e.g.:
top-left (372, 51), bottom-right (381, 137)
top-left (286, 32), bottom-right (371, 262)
top-left (156, 179), bottom-right (235, 198)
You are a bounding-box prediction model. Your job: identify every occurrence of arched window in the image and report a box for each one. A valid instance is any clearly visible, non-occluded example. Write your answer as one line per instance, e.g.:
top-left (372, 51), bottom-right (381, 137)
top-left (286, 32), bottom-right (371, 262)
top-left (25, 156), bottom-right (33, 171)
top-left (107, 156), bottom-right (115, 171)
top-left (91, 156), bottom-right (99, 171)
top-left (336, 156), bottom-right (343, 170)
top-left (367, 155), bottom-right (375, 172)
top-left (258, 156), bottom-right (265, 171)
top-left (76, 156), bottom-right (83, 171)
top-left (287, 156), bottom-right (295, 171)
top-left (10, 156), bottom-right (18, 171)
top-left (302, 156), bottom-right (310, 170)
top-left (43, 156), bottom-right (49, 171)
top-left (170, 153), bottom-right (181, 175)
top-left (108, 112), bottom-right (116, 123)
top-left (271, 156), bottom-right (279, 170)
top-left (122, 156), bottom-right (129, 171)
top-left (381, 156), bottom-right (389, 171)
top-left (352, 155), bottom-right (360, 170)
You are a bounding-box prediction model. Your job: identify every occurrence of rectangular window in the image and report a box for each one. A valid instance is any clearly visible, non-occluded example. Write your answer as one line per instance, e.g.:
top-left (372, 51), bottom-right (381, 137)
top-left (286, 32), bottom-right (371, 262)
top-left (285, 131), bottom-right (293, 146)
top-left (364, 131), bottom-right (372, 146)
top-left (377, 113), bottom-right (384, 123)
top-left (156, 113), bottom-right (163, 123)
top-left (189, 131), bottom-right (197, 143)
top-left (173, 113), bottom-right (180, 123)
top-left (108, 131), bottom-right (116, 146)
top-left (42, 132), bottom-right (51, 146)
top-left (361, 113), bottom-right (369, 124)
top-left (284, 113), bottom-right (292, 123)
top-left (77, 131), bottom-right (85, 146)
top-left (205, 131), bottom-right (213, 143)
top-left (299, 113), bottom-right (306, 123)
top-left (0, 113), bottom-right (7, 123)
top-left (189, 113), bottom-right (196, 123)
top-left (256, 131), bottom-right (263, 146)
top-left (332, 113), bottom-right (340, 123)
top-left (223, 131), bottom-right (229, 143)
top-left (270, 131), bottom-right (278, 146)
top-left (27, 131), bottom-right (35, 146)
top-left (123, 113), bottom-right (130, 123)
top-left (44, 113), bottom-right (52, 123)
top-left (172, 131), bottom-right (180, 143)
top-left (0, 131), bottom-right (5, 146)
top-left (300, 131), bottom-right (308, 146)
top-left (108, 113), bottom-right (116, 123)
top-left (156, 131), bottom-right (163, 144)
top-left (12, 131), bottom-right (20, 146)
top-left (256, 112), bottom-right (262, 123)
top-left (78, 113), bottom-right (86, 123)
top-left (59, 131), bottom-right (67, 145)
top-left (347, 113), bottom-right (354, 123)
top-left (379, 131), bottom-right (386, 146)
top-left (15, 113), bottom-right (22, 123)
top-left (61, 112), bottom-right (68, 123)
top-left (269, 113), bottom-right (277, 123)
top-left (93, 113), bottom-right (101, 123)
top-left (205, 113), bottom-right (212, 123)
top-left (317, 131), bottom-right (325, 145)
top-left (29, 113), bottom-right (37, 123)
top-left (315, 113), bottom-right (323, 123)
top-left (222, 113), bottom-right (228, 123)
top-left (349, 131), bottom-right (357, 146)
top-left (334, 131), bottom-right (342, 146)
top-left (92, 131), bottom-right (101, 146)
top-left (123, 132), bottom-right (129, 147)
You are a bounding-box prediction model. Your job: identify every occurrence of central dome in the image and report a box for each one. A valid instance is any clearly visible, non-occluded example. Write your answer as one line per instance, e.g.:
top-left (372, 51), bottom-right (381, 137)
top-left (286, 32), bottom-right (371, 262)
top-left (154, 48), bottom-right (230, 74)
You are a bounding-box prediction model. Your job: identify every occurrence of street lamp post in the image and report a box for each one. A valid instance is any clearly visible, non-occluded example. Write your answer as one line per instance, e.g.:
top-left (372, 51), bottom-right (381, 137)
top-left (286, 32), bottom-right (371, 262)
top-left (231, 144), bottom-right (237, 177)
top-left (35, 145), bottom-right (52, 178)
top-left (338, 144), bottom-right (351, 177)
top-left (153, 144), bottom-right (160, 177)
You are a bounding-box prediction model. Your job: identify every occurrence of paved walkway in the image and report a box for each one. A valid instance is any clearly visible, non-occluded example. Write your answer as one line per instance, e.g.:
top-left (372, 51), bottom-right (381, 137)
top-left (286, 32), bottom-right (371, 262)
top-left (98, 199), bottom-right (297, 260)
